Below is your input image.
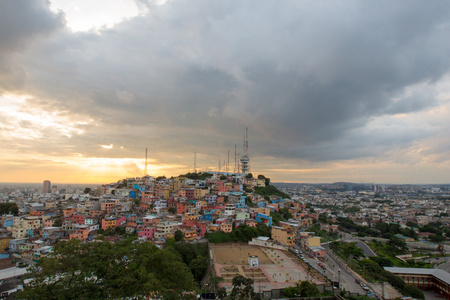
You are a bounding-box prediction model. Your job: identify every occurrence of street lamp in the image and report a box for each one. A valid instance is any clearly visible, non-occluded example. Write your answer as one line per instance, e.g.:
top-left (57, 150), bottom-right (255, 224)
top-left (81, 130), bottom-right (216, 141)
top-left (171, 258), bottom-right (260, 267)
top-left (338, 268), bottom-right (341, 289)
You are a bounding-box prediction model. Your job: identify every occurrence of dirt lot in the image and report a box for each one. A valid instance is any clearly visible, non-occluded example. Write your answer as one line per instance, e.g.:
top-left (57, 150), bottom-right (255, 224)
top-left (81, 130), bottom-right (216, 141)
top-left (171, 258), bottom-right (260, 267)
top-left (211, 244), bottom-right (272, 265)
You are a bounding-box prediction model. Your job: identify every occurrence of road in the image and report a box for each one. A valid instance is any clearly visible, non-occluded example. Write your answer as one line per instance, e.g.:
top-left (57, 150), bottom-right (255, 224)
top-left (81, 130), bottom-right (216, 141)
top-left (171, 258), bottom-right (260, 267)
top-left (293, 242), bottom-right (366, 294)
top-left (340, 232), bottom-right (377, 257)
top-left (354, 240), bottom-right (377, 257)
top-left (437, 258), bottom-right (450, 272)
top-left (323, 248), bottom-right (366, 294)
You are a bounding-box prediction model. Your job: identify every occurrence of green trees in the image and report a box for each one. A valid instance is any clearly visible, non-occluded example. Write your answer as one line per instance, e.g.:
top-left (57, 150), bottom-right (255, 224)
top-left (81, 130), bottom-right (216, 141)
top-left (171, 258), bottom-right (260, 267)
top-left (402, 284), bottom-right (425, 300)
top-left (387, 237), bottom-right (408, 251)
top-left (254, 184), bottom-right (290, 199)
top-left (175, 230), bottom-right (184, 242)
top-left (205, 224), bottom-right (271, 243)
top-left (330, 241), bottom-right (365, 260)
top-left (173, 243), bottom-right (209, 282)
top-left (178, 172), bottom-right (214, 180)
top-left (270, 207), bottom-right (293, 226)
top-left (0, 202), bottom-right (18, 215)
top-left (283, 281), bottom-right (320, 297)
top-left (229, 275), bottom-right (261, 300)
top-left (19, 238), bottom-right (197, 299)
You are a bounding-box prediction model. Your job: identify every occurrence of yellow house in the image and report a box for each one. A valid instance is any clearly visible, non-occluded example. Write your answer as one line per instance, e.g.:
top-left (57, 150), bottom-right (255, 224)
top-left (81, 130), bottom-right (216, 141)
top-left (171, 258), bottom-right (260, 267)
top-left (271, 226), bottom-right (295, 247)
top-left (9, 216), bottom-right (48, 239)
top-left (163, 188), bottom-right (170, 199)
top-left (180, 226), bottom-right (198, 241)
top-left (183, 214), bottom-right (200, 221)
top-left (0, 237), bottom-right (11, 251)
top-left (257, 207), bottom-right (271, 216)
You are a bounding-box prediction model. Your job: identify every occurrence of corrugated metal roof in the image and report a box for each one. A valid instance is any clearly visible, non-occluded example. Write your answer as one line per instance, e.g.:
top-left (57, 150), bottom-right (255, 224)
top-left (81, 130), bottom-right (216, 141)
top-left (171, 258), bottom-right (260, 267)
top-left (384, 267), bottom-right (450, 285)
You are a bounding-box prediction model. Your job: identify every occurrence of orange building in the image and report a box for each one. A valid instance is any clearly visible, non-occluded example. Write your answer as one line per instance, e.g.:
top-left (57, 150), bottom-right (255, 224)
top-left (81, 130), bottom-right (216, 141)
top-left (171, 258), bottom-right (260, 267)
top-left (63, 208), bottom-right (77, 217)
top-left (220, 223), bottom-right (232, 233)
top-left (176, 202), bottom-right (188, 214)
top-left (29, 211), bottom-right (44, 217)
top-left (70, 228), bottom-right (89, 241)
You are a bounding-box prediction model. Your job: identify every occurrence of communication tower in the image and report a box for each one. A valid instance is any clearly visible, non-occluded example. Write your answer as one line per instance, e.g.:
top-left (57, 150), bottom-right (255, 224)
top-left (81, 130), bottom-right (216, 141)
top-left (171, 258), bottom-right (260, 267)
top-left (240, 127), bottom-right (250, 175)
top-left (194, 152), bottom-right (197, 173)
top-left (144, 148), bottom-right (148, 176)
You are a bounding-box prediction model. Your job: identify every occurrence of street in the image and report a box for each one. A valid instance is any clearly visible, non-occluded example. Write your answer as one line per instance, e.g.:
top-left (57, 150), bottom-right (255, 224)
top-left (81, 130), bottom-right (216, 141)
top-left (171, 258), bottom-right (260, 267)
top-left (293, 242), bottom-right (366, 294)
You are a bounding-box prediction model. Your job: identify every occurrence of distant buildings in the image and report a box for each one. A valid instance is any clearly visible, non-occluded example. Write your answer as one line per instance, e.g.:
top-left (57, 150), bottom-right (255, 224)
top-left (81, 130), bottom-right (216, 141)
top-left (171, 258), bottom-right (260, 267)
top-left (42, 180), bottom-right (51, 194)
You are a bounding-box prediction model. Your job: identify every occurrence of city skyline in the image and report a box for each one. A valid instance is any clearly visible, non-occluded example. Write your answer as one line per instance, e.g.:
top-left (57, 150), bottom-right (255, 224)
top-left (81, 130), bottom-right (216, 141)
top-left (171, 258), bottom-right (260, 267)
top-left (2, 1), bottom-right (450, 184)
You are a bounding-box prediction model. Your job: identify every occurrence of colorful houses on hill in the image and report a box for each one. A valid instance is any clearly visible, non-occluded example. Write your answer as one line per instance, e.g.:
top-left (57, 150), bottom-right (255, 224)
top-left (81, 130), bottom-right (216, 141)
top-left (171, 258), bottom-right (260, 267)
top-left (0, 173), bottom-right (318, 265)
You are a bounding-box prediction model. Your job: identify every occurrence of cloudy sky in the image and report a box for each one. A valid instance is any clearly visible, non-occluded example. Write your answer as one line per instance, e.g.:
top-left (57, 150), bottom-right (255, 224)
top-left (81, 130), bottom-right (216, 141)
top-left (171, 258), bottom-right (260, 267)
top-left (1, 0), bottom-right (450, 184)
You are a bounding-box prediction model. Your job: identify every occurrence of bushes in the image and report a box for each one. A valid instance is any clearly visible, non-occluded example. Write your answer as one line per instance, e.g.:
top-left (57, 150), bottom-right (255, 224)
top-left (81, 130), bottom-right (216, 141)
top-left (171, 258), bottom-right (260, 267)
top-left (254, 185), bottom-right (290, 199)
top-left (402, 284), bottom-right (424, 300)
top-left (205, 224), bottom-right (271, 243)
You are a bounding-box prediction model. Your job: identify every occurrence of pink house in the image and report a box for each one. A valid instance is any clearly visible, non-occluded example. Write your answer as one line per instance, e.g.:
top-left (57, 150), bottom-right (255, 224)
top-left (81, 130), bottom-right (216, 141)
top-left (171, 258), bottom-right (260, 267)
top-left (183, 220), bottom-right (207, 237)
top-left (138, 227), bottom-right (157, 238)
top-left (115, 216), bottom-right (126, 227)
top-left (44, 219), bottom-right (55, 227)
top-left (70, 214), bottom-right (85, 225)
top-left (215, 218), bottom-right (228, 225)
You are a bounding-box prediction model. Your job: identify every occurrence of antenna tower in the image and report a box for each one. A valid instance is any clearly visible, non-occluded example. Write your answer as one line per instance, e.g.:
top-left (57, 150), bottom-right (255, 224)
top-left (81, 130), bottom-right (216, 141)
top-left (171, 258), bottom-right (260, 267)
top-left (245, 127), bottom-right (248, 154)
top-left (227, 150), bottom-right (230, 173)
top-left (240, 127), bottom-right (250, 175)
top-left (194, 152), bottom-right (197, 173)
top-left (144, 148), bottom-right (148, 176)
top-left (234, 144), bottom-right (237, 173)
top-left (237, 152), bottom-right (241, 173)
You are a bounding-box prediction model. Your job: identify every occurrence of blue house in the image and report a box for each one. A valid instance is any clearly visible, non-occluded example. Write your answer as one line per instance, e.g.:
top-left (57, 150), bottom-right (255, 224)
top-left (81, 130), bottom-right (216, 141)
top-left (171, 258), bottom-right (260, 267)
top-left (255, 213), bottom-right (272, 226)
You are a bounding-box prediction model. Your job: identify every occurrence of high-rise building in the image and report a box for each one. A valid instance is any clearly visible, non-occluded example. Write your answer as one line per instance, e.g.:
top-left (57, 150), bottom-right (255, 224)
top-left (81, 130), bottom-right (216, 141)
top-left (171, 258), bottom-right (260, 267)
top-left (43, 180), bottom-right (51, 193)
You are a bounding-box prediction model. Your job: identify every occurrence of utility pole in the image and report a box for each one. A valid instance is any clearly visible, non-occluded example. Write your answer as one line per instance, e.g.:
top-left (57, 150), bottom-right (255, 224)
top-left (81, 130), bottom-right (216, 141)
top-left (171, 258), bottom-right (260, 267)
top-left (194, 152), bottom-right (197, 173)
top-left (234, 144), bottom-right (237, 173)
top-left (144, 148), bottom-right (148, 176)
top-left (227, 150), bottom-right (229, 174)
top-left (338, 268), bottom-right (341, 289)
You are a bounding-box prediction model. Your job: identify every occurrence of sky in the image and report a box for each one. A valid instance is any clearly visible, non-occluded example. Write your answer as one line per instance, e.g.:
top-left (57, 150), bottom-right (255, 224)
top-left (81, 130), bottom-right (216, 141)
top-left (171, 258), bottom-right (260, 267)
top-left (1, 0), bottom-right (450, 184)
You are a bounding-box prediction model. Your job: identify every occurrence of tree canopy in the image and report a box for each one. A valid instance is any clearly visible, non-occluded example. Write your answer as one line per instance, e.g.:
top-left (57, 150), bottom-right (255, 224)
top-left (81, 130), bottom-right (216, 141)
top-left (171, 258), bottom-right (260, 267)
top-left (205, 224), bottom-right (271, 243)
top-left (254, 184), bottom-right (290, 199)
top-left (283, 281), bottom-right (320, 298)
top-left (19, 238), bottom-right (198, 300)
top-left (0, 202), bottom-right (18, 215)
top-left (178, 172), bottom-right (214, 180)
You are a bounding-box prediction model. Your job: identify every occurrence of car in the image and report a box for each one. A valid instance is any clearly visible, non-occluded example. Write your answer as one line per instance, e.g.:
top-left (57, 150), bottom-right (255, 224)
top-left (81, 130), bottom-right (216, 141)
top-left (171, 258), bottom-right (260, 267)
top-left (355, 279), bottom-right (361, 284)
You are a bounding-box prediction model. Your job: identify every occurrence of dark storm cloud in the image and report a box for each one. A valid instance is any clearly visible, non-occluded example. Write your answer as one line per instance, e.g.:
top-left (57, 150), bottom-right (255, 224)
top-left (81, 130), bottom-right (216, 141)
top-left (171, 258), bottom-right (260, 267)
top-left (0, 0), bottom-right (64, 91)
top-left (4, 0), bottom-right (450, 164)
